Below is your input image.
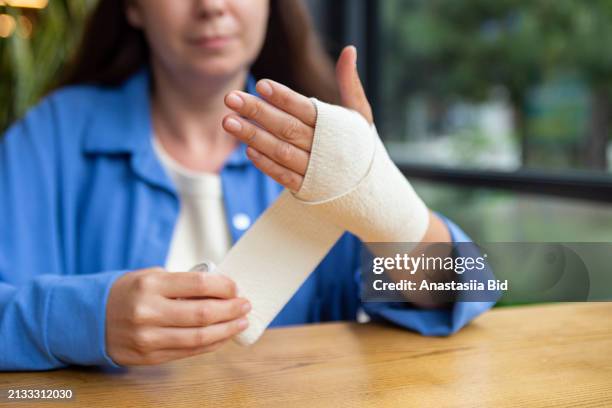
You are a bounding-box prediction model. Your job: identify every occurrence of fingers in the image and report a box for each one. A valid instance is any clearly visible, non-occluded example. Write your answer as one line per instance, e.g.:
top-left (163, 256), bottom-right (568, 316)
top-left (336, 45), bottom-right (374, 125)
top-left (224, 91), bottom-right (314, 152)
top-left (156, 272), bottom-right (238, 299)
top-left (255, 79), bottom-right (317, 127)
top-left (137, 317), bottom-right (249, 351)
top-left (246, 147), bottom-right (304, 192)
top-left (222, 115), bottom-right (310, 175)
top-left (155, 297), bottom-right (251, 327)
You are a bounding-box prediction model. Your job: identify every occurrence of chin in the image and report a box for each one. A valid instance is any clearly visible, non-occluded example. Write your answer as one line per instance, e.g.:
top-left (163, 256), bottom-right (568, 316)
top-left (188, 55), bottom-right (249, 80)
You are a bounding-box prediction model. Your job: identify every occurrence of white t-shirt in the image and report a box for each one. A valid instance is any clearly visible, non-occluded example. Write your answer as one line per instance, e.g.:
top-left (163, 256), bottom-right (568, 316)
top-left (152, 137), bottom-right (232, 271)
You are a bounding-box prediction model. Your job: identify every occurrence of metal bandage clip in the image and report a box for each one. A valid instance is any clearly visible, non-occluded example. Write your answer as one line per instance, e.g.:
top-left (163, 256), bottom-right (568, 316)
top-left (189, 260), bottom-right (217, 274)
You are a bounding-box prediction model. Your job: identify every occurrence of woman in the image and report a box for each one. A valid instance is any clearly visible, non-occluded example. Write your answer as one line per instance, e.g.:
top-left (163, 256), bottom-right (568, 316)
top-left (0, 0), bottom-right (491, 370)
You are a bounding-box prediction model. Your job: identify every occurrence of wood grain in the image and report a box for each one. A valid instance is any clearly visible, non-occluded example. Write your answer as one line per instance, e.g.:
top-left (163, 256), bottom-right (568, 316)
top-left (1, 303), bottom-right (611, 407)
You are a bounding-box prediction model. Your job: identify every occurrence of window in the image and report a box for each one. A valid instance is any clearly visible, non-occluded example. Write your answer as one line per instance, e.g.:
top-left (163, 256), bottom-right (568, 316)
top-left (377, 0), bottom-right (612, 174)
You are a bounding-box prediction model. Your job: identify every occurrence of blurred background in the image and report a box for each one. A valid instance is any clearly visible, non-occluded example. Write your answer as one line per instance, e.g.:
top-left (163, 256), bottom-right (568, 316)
top-left (2, 0), bottom-right (612, 243)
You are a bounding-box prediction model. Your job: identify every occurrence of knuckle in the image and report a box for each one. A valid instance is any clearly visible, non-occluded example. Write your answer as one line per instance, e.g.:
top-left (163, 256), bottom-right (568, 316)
top-left (275, 142), bottom-right (293, 163)
top-left (278, 170), bottom-right (295, 187)
top-left (233, 300), bottom-right (245, 316)
top-left (281, 119), bottom-right (300, 141)
top-left (132, 330), bottom-right (155, 352)
top-left (193, 272), bottom-right (209, 294)
top-left (196, 305), bottom-right (211, 326)
top-left (133, 273), bottom-right (157, 294)
top-left (130, 304), bottom-right (152, 325)
top-left (278, 89), bottom-right (292, 107)
top-left (218, 277), bottom-right (237, 297)
top-left (194, 328), bottom-right (210, 347)
top-left (249, 98), bottom-right (264, 119)
top-left (231, 319), bottom-right (245, 334)
top-left (226, 278), bottom-right (238, 297)
top-left (244, 125), bottom-right (257, 145)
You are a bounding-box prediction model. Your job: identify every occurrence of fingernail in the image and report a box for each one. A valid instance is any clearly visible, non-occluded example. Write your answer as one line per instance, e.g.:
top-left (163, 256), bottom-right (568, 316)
top-left (238, 317), bottom-right (249, 329)
top-left (257, 80), bottom-right (273, 97)
top-left (226, 92), bottom-right (244, 109)
top-left (225, 117), bottom-right (242, 132)
top-left (242, 301), bottom-right (251, 314)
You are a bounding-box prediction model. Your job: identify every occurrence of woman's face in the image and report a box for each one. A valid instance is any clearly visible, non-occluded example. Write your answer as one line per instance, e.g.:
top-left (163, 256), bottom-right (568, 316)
top-left (127, 0), bottom-right (270, 80)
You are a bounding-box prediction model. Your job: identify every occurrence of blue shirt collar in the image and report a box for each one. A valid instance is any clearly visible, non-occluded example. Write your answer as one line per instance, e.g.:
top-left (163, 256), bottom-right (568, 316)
top-left (83, 66), bottom-right (258, 168)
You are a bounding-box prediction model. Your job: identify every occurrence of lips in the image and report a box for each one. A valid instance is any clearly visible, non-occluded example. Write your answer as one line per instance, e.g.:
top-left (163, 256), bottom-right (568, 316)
top-left (189, 34), bottom-right (236, 50)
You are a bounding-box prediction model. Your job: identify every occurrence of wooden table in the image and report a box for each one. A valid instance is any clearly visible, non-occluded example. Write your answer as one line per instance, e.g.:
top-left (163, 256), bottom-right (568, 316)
top-left (1, 303), bottom-right (611, 407)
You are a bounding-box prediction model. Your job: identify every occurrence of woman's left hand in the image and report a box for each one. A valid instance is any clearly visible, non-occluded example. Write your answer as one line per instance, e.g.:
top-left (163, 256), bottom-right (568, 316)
top-left (222, 45), bottom-right (373, 192)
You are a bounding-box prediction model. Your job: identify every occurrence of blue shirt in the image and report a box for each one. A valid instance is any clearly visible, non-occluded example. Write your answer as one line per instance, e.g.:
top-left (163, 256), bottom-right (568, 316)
top-left (0, 68), bottom-right (493, 371)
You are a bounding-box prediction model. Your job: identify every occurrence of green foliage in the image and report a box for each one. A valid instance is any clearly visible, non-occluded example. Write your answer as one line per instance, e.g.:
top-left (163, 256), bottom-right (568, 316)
top-left (0, 0), bottom-right (95, 132)
top-left (383, 0), bottom-right (612, 102)
top-left (381, 0), bottom-right (612, 169)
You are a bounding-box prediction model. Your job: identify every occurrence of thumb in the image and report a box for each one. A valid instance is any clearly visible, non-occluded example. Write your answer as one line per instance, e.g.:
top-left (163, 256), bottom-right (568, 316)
top-left (335, 45), bottom-right (374, 125)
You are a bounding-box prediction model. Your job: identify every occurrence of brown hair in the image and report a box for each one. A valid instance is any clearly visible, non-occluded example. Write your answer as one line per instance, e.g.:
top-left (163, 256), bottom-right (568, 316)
top-left (59, 0), bottom-right (339, 103)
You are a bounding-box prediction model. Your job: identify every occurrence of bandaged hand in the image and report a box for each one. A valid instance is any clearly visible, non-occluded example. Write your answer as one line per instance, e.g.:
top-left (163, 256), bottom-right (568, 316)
top-left (223, 45), bottom-right (429, 244)
top-left (222, 46), bottom-right (373, 193)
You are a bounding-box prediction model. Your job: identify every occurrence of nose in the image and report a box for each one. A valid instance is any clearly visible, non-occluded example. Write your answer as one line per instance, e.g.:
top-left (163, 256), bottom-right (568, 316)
top-left (196, 0), bottom-right (228, 18)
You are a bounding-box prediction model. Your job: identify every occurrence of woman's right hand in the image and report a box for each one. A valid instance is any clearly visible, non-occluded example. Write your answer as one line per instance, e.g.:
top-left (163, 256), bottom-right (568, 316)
top-left (106, 267), bottom-right (250, 366)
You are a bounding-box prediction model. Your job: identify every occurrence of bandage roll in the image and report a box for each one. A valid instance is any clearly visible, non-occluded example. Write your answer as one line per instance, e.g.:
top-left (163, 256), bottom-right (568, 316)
top-left (215, 193), bottom-right (344, 345)
top-left (217, 99), bottom-right (429, 345)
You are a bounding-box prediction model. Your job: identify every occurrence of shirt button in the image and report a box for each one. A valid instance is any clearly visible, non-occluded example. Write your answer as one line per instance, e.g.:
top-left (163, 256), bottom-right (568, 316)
top-left (232, 213), bottom-right (251, 231)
